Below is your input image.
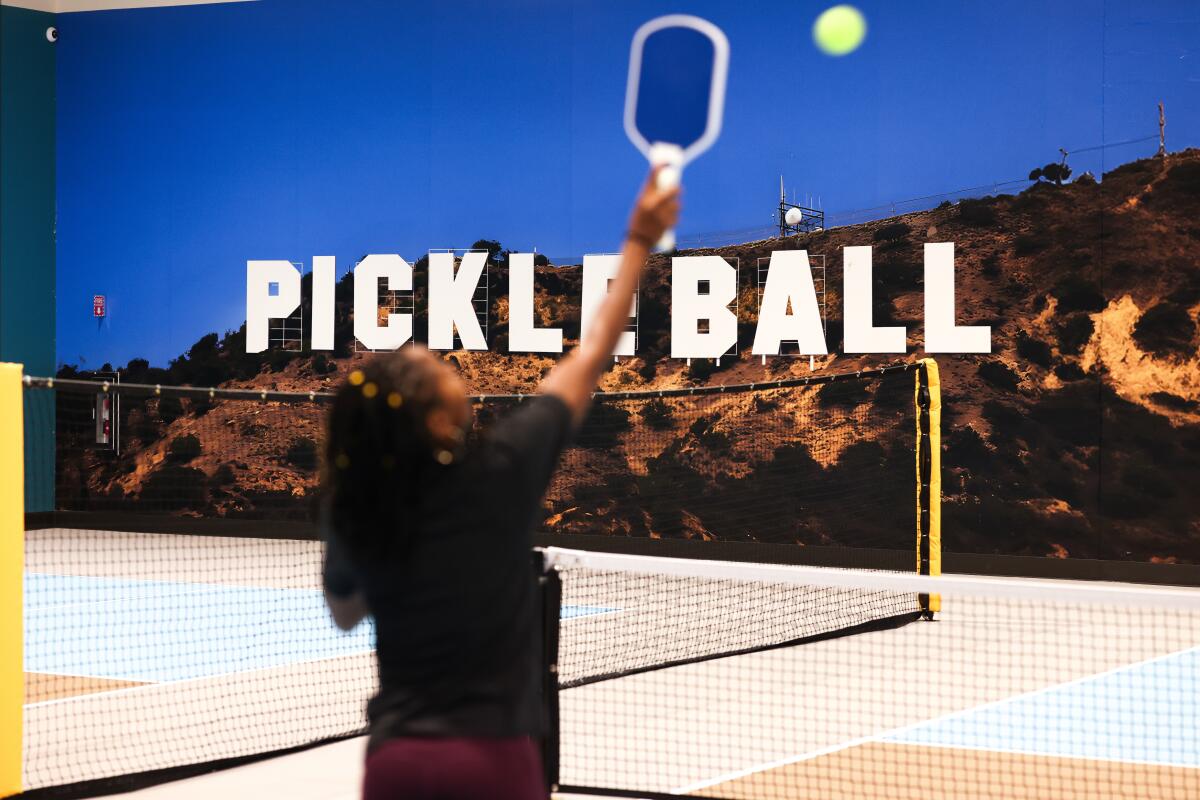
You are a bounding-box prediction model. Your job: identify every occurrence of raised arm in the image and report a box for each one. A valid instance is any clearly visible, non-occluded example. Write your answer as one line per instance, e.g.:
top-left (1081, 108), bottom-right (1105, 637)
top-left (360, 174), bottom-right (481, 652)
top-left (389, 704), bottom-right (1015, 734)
top-left (539, 169), bottom-right (680, 423)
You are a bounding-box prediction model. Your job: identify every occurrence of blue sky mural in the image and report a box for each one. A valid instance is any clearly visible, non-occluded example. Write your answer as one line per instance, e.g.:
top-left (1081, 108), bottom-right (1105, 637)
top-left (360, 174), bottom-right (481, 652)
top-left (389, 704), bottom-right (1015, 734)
top-left (55, 0), bottom-right (1199, 368)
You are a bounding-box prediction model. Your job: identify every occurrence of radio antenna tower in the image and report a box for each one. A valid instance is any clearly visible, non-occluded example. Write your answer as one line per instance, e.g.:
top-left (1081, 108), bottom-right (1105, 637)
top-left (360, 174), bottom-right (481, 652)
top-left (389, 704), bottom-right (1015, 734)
top-left (777, 177), bottom-right (825, 238)
top-left (1158, 102), bottom-right (1167, 157)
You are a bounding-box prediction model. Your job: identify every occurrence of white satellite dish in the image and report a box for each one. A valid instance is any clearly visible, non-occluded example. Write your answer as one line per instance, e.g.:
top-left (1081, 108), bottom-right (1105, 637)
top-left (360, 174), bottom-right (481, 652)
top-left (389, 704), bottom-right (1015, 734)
top-left (784, 207), bottom-right (803, 226)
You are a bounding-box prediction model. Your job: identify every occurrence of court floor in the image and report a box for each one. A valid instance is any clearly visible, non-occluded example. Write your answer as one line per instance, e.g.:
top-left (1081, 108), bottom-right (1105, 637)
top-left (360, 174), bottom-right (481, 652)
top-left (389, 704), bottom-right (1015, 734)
top-left (21, 528), bottom-right (1200, 798)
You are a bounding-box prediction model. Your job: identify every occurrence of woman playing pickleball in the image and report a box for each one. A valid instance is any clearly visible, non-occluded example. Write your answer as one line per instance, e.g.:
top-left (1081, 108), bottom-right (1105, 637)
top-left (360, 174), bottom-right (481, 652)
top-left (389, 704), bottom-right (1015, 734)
top-left (321, 170), bottom-right (679, 800)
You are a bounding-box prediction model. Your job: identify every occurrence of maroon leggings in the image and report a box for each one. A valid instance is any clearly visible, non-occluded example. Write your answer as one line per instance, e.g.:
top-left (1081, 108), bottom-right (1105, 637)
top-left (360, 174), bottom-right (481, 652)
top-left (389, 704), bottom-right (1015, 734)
top-left (362, 736), bottom-right (546, 800)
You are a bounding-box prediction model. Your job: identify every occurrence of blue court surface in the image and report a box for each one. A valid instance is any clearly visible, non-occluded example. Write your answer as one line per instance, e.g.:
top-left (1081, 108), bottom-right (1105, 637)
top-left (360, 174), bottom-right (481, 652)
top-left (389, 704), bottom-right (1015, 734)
top-left (883, 646), bottom-right (1199, 768)
top-left (25, 572), bottom-right (617, 685)
top-left (25, 569), bottom-right (1197, 792)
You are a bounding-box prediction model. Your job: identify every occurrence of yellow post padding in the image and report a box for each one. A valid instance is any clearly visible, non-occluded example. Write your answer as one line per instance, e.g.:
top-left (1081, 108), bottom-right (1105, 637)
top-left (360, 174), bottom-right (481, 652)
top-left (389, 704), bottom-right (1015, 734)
top-left (921, 358), bottom-right (942, 613)
top-left (0, 364), bottom-right (24, 797)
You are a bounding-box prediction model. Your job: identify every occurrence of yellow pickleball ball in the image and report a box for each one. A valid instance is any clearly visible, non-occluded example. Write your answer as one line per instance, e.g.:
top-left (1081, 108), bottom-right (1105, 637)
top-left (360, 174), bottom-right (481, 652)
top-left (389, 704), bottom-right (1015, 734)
top-left (813, 5), bottom-right (867, 56)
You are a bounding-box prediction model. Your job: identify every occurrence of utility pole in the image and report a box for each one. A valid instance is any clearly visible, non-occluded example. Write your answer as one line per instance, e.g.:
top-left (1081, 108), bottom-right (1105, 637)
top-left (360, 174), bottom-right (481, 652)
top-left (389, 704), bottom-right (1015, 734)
top-left (1157, 101), bottom-right (1166, 157)
top-left (779, 176), bottom-right (785, 238)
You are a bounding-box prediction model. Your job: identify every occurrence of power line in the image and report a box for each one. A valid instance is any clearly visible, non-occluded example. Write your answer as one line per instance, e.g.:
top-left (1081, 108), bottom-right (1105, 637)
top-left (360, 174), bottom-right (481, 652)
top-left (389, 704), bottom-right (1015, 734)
top-left (541, 131), bottom-right (1166, 261)
top-left (1066, 134), bottom-right (1158, 155)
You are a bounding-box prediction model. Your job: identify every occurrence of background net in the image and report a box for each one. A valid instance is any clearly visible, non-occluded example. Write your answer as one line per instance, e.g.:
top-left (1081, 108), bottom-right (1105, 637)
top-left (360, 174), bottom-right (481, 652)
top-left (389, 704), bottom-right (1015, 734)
top-left (499, 365), bottom-right (921, 549)
top-left (18, 364), bottom-right (926, 794)
top-left (546, 548), bottom-right (1200, 800)
top-left (28, 364), bottom-right (923, 552)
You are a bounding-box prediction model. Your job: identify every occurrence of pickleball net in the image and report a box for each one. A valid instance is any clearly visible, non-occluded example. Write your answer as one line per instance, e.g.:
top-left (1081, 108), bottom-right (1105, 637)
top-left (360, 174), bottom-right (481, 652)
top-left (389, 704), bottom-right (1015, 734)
top-left (13, 361), bottom-right (941, 794)
top-left (540, 547), bottom-right (1200, 800)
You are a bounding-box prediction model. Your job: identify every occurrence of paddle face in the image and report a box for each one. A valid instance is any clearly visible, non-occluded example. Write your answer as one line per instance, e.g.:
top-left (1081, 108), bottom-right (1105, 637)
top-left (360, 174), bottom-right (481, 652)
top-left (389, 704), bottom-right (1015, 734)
top-left (625, 15), bottom-right (729, 165)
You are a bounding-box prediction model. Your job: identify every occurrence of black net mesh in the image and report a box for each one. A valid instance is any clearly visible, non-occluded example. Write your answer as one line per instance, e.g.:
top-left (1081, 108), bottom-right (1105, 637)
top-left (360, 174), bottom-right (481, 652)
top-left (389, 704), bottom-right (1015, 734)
top-left (520, 366), bottom-right (917, 549)
top-left (556, 565), bottom-right (919, 689)
top-left (26, 384), bottom-right (327, 520)
top-left (546, 550), bottom-right (1200, 800)
top-left (26, 365), bottom-right (922, 548)
top-left (17, 365), bottom-right (927, 794)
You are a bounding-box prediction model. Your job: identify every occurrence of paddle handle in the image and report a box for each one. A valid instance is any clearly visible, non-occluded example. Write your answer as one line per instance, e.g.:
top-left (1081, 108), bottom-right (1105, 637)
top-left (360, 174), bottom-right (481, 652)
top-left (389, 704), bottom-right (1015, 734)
top-left (649, 142), bottom-right (684, 252)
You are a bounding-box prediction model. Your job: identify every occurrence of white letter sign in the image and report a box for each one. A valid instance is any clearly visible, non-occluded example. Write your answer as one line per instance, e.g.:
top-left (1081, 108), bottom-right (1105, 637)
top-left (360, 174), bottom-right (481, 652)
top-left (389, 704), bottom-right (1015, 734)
top-left (671, 256), bottom-right (737, 359)
top-left (246, 260), bottom-right (301, 354)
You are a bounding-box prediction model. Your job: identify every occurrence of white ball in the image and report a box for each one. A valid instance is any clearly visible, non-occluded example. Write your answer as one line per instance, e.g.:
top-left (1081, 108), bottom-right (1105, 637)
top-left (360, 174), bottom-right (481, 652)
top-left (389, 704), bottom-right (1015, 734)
top-left (784, 207), bottom-right (803, 226)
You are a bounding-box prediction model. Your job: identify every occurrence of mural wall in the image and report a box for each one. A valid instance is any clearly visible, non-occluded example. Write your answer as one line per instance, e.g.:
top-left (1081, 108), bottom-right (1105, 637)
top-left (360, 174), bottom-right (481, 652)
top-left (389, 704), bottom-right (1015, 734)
top-left (49, 0), bottom-right (1200, 563)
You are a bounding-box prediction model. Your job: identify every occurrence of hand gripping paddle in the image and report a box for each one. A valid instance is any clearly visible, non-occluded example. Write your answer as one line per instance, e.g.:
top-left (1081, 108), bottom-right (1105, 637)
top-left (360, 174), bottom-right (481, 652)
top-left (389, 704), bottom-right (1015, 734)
top-left (624, 14), bottom-right (729, 251)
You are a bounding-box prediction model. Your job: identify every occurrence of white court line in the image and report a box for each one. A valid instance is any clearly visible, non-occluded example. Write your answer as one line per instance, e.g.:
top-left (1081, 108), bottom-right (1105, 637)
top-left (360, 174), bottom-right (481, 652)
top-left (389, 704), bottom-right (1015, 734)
top-left (869, 739), bottom-right (1200, 773)
top-left (561, 606), bottom-right (624, 622)
top-left (25, 647), bottom-right (376, 709)
top-left (25, 571), bottom-right (322, 610)
top-left (23, 667), bottom-right (155, 685)
top-left (670, 642), bottom-right (1200, 794)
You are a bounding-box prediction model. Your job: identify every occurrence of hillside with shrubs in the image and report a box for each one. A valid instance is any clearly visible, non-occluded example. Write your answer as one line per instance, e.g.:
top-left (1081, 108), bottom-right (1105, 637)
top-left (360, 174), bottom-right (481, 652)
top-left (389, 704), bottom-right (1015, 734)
top-left (57, 150), bottom-right (1200, 562)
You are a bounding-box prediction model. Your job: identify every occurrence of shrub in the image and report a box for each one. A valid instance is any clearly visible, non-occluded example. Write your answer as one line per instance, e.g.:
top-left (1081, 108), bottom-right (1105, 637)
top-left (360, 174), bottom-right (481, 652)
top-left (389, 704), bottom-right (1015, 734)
top-left (872, 222), bottom-right (911, 243)
top-left (641, 399), bottom-right (674, 430)
top-left (1030, 162), bottom-right (1072, 185)
top-left (189, 397), bottom-right (214, 417)
top-left (817, 377), bottom-right (872, 408)
top-left (1013, 232), bottom-right (1050, 257)
top-left (1054, 363), bottom-right (1086, 382)
top-left (285, 437), bottom-right (318, 471)
top-left (686, 357), bottom-right (734, 381)
top-left (983, 400), bottom-right (1024, 430)
top-left (696, 424), bottom-right (731, 454)
top-left (1057, 314), bottom-right (1095, 355)
top-left (1015, 332), bottom-right (1053, 367)
top-left (141, 465), bottom-right (208, 510)
top-left (267, 349), bottom-right (296, 373)
top-left (944, 425), bottom-right (992, 474)
top-left (753, 394), bottom-right (778, 413)
top-left (167, 434), bottom-right (202, 463)
top-left (981, 253), bottom-right (1002, 278)
top-left (1053, 276), bottom-right (1106, 313)
top-left (688, 416), bottom-right (731, 454)
top-left (210, 462), bottom-right (237, 486)
top-left (579, 402), bottom-right (632, 449)
top-left (242, 421), bottom-right (268, 438)
top-left (470, 239), bottom-right (505, 263)
top-left (312, 353), bottom-right (337, 375)
top-left (1028, 384), bottom-right (1100, 448)
top-left (1120, 464), bottom-right (1177, 500)
top-left (1133, 302), bottom-right (1197, 359)
top-left (977, 360), bottom-right (1021, 392)
top-left (158, 396), bottom-right (184, 424)
top-left (957, 199), bottom-right (997, 227)
top-left (1148, 392), bottom-right (1199, 412)
top-left (1099, 485), bottom-right (1156, 520)
top-left (129, 410), bottom-right (160, 442)
top-left (1165, 161), bottom-right (1200, 197)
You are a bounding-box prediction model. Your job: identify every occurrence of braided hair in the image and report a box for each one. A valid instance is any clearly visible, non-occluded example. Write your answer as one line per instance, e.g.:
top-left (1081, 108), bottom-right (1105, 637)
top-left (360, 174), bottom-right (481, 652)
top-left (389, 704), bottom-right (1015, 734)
top-left (322, 349), bottom-right (466, 561)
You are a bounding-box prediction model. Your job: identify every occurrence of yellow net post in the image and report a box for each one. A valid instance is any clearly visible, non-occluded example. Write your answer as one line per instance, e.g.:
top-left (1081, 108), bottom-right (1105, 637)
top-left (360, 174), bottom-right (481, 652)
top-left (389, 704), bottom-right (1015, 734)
top-left (915, 358), bottom-right (942, 617)
top-left (0, 364), bottom-right (24, 797)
